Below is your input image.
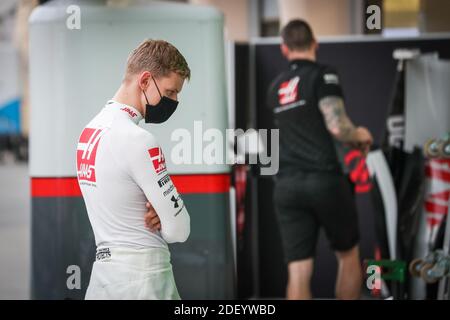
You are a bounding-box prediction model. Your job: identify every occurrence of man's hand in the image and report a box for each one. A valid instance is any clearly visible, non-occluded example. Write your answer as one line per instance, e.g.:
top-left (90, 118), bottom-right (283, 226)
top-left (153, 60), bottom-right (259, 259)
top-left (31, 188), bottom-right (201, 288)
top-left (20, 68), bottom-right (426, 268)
top-left (144, 201), bottom-right (161, 232)
top-left (352, 126), bottom-right (373, 156)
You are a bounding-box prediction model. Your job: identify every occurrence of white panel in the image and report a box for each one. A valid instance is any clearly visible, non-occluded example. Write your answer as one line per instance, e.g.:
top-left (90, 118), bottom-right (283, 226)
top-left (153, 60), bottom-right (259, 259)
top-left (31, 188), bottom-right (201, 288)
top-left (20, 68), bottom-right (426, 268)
top-left (29, 0), bottom-right (230, 176)
top-left (0, 43), bottom-right (20, 104)
top-left (405, 54), bottom-right (450, 152)
top-left (366, 150), bottom-right (397, 260)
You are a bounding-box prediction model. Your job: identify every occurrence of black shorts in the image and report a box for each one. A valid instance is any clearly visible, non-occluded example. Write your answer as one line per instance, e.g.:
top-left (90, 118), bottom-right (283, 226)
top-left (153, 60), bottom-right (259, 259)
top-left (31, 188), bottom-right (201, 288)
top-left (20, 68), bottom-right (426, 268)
top-left (273, 170), bottom-right (359, 263)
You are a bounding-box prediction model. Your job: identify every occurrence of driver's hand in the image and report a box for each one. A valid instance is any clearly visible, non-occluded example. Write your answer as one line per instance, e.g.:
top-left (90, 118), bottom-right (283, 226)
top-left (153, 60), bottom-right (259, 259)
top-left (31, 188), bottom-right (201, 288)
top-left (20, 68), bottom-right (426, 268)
top-left (144, 201), bottom-right (161, 232)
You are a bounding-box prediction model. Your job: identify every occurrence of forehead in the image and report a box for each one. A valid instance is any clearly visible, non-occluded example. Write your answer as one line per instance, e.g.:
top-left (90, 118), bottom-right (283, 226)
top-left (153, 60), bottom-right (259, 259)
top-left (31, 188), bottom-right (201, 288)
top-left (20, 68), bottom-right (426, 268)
top-left (158, 72), bottom-right (184, 91)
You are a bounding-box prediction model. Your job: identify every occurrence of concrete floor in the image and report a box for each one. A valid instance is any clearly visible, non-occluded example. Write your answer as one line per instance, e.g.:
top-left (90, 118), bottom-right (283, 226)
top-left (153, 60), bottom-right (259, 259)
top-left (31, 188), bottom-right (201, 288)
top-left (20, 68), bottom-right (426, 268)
top-left (0, 157), bottom-right (30, 299)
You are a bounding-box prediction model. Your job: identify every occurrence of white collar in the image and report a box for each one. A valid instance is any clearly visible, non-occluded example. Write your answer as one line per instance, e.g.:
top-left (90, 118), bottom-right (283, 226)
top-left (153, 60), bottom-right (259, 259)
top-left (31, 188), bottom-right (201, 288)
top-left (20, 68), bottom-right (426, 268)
top-left (106, 100), bottom-right (143, 124)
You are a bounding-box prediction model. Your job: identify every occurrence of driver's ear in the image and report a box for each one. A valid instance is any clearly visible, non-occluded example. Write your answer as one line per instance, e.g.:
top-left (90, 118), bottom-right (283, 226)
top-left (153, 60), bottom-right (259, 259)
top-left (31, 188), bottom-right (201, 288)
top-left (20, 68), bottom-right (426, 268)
top-left (139, 71), bottom-right (151, 90)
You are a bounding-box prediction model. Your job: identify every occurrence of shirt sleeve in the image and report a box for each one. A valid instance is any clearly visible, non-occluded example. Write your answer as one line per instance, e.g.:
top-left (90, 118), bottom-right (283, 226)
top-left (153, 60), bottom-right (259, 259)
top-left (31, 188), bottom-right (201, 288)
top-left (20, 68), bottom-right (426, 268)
top-left (125, 131), bottom-right (190, 244)
top-left (266, 79), bottom-right (279, 110)
top-left (316, 66), bottom-right (344, 101)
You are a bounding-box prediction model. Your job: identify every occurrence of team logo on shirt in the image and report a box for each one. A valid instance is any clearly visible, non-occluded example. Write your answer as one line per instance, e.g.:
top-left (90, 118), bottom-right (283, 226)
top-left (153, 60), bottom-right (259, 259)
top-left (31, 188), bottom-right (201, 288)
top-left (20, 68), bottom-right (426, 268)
top-left (120, 107), bottom-right (138, 118)
top-left (157, 174), bottom-right (171, 187)
top-left (171, 193), bottom-right (185, 217)
top-left (278, 76), bottom-right (300, 105)
top-left (148, 147), bottom-right (167, 175)
top-left (163, 184), bottom-right (175, 197)
top-left (77, 127), bottom-right (107, 184)
top-left (323, 73), bottom-right (339, 84)
top-left (171, 194), bottom-right (181, 208)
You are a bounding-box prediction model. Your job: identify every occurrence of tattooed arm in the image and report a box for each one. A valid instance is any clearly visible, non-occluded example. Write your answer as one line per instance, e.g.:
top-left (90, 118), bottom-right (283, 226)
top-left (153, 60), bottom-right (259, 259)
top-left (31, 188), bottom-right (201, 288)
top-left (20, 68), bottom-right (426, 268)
top-left (319, 96), bottom-right (357, 142)
top-left (319, 96), bottom-right (373, 153)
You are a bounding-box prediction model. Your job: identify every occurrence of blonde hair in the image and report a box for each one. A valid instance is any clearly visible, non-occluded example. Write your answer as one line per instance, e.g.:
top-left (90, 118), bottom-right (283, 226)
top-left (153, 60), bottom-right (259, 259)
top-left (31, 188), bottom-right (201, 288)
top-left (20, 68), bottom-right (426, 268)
top-left (125, 39), bottom-right (191, 81)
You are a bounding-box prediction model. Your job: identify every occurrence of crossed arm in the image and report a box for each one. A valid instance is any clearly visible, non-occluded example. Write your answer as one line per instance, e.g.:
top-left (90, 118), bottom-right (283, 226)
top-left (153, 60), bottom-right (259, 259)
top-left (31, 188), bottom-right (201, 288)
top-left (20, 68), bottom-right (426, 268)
top-left (125, 131), bottom-right (190, 243)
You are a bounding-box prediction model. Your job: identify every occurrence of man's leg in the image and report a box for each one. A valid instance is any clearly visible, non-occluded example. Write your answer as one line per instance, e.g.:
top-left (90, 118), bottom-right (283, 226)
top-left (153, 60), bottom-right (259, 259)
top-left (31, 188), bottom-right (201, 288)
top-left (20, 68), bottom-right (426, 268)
top-left (273, 173), bottom-right (318, 300)
top-left (335, 245), bottom-right (362, 300)
top-left (286, 258), bottom-right (314, 300)
top-left (312, 173), bottom-right (361, 299)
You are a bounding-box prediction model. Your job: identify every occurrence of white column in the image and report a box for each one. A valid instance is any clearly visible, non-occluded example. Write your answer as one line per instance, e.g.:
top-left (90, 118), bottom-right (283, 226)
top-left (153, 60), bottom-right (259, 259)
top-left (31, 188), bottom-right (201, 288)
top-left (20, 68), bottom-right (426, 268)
top-left (190, 0), bottom-right (251, 41)
top-left (277, 0), bottom-right (353, 36)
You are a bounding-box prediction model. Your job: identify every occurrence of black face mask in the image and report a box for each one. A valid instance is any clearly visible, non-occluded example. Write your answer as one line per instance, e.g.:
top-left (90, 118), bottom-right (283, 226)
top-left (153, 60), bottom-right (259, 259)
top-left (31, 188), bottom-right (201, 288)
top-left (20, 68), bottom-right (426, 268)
top-left (143, 76), bottom-right (179, 123)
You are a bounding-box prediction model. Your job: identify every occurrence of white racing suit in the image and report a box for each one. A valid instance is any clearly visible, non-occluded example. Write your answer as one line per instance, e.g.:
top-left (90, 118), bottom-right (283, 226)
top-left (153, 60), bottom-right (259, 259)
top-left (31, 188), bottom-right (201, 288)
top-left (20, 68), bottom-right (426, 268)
top-left (76, 100), bottom-right (190, 300)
